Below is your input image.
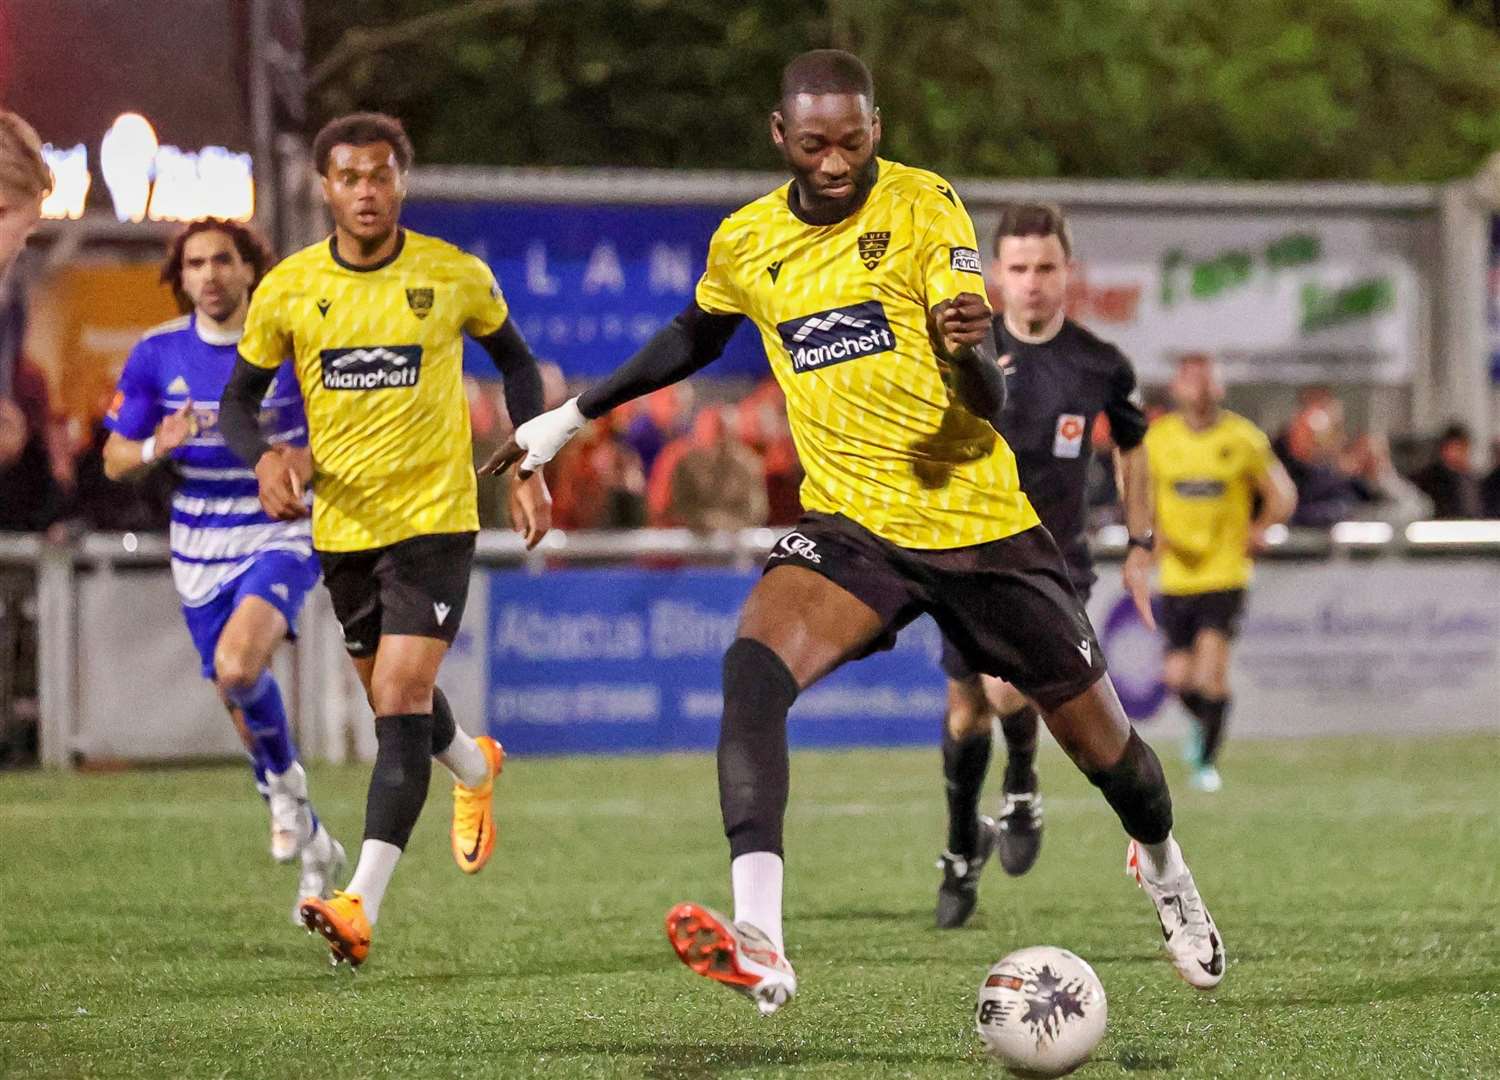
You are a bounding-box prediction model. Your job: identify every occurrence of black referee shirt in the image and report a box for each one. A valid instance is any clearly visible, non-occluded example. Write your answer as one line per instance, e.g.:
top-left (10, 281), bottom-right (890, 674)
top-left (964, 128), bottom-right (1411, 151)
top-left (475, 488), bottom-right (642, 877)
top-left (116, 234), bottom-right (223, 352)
top-left (995, 316), bottom-right (1148, 590)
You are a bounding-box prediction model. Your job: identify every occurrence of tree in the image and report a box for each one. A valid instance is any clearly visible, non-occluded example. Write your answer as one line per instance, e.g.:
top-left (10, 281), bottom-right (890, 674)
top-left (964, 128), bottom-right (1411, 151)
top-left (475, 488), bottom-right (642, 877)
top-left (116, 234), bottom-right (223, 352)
top-left (306, 0), bottom-right (1500, 181)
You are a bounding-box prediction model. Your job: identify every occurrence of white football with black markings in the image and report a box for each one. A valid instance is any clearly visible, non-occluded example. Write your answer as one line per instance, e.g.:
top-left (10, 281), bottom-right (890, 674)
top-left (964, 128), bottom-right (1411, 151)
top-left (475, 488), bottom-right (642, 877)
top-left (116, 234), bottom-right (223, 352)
top-left (975, 946), bottom-right (1107, 1077)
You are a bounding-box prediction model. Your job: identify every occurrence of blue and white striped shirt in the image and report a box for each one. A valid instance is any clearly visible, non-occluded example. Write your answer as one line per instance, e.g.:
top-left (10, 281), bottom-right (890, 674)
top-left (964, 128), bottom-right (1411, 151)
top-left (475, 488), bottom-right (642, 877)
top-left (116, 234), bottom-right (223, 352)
top-left (105, 314), bottom-right (314, 606)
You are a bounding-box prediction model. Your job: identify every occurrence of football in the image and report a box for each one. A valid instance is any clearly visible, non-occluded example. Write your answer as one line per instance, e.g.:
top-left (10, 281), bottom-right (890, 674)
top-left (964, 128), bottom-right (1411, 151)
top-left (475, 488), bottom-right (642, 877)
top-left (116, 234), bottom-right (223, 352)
top-left (974, 946), bottom-right (1108, 1077)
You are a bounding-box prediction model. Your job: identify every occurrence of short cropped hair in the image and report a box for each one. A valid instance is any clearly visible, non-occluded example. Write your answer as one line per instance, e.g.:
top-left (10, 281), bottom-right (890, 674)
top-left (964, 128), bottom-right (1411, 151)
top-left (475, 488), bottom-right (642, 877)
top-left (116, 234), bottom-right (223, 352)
top-left (312, 112), bottom-right (414, 176)
top-left (161, 217), bottom-right (275, 311)
top-left (993, 203), bottom-right (1072, 260)
top-left (0, 111), bottom-right (53, 201)
top-left (780, 50), bottom-right (875, 108)
top-left (1438, 422), bottom-right (1471, 446)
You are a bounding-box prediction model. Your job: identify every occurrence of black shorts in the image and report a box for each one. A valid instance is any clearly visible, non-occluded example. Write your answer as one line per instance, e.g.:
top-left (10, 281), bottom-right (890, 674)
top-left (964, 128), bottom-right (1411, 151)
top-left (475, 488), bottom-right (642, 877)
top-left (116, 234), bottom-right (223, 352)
top-left (1157, 589), bottom-right (1247, 653)
top-left (939, 577), bottom-right (1093, 684)
top-left (317, 531), bottom-right (476, 658)
top-left (766, 513), bottom-right (1106, 711)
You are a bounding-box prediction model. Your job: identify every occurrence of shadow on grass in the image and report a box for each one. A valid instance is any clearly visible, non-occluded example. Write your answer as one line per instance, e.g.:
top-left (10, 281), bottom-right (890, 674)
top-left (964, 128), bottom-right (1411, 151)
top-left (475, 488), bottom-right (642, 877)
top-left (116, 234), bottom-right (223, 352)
top-left (1114, 1046), bottom-right (1179, 1071)
top-left (533, 1040), bottom-right (948, 1078)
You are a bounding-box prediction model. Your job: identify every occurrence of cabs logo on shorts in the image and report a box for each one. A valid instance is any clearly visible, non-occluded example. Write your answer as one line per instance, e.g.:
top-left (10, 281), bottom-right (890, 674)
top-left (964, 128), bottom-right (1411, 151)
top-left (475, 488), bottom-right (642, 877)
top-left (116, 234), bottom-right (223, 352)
top-left (950, 246), bottom-right (983, 275)
top-left (857, 231), bottom-right (890, 270)
top-left (405, 287), bottom-right (434, 319)
top-left (320, 346), bottom-right (423, 390)
top-left (777, 301), bottom-right (895, 374)
top-left (769, 531), bottom-right (821, 563)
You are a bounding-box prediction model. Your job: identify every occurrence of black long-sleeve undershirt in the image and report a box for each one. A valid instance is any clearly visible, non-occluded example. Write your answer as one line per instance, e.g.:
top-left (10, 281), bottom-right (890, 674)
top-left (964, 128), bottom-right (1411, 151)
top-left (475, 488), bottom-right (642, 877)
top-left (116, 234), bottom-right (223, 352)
top-left (945, 325), bottom-right (1008, 429)
top-left (577, 303), bottom-right (745, 419)
top-left (473, 318), bottom-right (545, 426)
top-left (220, 357), bottom-right (277, 466)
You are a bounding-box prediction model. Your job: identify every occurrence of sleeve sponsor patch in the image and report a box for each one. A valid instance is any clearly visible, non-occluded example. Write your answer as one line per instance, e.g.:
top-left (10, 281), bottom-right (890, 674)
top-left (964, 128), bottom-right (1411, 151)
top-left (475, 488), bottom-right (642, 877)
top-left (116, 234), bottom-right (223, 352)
top-left (950, 246), bottom-right (983, 274)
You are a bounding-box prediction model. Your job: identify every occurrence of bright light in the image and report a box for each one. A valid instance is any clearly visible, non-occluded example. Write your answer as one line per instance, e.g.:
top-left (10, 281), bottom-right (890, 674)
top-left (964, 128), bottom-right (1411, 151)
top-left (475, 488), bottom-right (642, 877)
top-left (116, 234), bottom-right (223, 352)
top-left (1404, 520), bottom-right (1500, 545)
top-left (1330, 520), bottom-right (1394, 546)
top-left (40, 143), bottom-right (90, 220)
top-left (99, 113), bottom-right (159, 222)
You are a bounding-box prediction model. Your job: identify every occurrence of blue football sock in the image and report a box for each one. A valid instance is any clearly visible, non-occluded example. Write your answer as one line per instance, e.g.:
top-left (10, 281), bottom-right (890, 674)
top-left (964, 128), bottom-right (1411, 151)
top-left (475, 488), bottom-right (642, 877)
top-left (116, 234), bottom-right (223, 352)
top-left (249, 753), bottom-right (270, 803)
top-left (228, 671), bottom-right (297, 777)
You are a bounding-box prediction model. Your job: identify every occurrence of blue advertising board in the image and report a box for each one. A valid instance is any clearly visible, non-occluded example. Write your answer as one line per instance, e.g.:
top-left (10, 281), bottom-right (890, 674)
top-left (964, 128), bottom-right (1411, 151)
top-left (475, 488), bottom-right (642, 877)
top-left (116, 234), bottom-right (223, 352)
top-left (483, 568), bottom-right (947, 755)
top-left (401, 200), bottom-right (770, 380)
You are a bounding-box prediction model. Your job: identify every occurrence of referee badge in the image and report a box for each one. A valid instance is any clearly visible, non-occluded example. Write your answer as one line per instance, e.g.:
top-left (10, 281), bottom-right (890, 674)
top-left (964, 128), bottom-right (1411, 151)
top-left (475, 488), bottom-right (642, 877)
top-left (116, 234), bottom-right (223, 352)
top-left (405, 287), bottom-right (434, 320)
top-left (857, 231), bottom-right (890, 270)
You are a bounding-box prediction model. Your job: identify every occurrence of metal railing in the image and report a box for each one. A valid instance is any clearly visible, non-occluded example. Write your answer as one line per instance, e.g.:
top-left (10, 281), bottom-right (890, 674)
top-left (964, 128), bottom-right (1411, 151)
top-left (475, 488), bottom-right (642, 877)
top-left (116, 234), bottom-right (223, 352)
top-left (3, 522), bottom-right (1499, 769)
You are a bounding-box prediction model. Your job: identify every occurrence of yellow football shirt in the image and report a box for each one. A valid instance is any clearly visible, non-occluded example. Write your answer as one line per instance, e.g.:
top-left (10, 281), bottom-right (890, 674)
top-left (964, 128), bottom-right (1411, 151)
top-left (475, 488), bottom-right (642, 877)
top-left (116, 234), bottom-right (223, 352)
top-left (238, 229), bottom-right (508, 551)
top-left (695, 159), bottom-right (1038, 550)
top-left (1145, 410), bottom-right (1277, 594)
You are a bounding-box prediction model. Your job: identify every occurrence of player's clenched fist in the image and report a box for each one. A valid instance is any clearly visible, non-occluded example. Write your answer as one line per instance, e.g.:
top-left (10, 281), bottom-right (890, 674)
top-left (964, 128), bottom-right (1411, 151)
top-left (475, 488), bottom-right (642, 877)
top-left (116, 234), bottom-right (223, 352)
top-left (254, 444), bottom-right (312, 520)
top-left (478, 396), bottom-right (587, 480)
top-left (932, 292), bottom-right (993, 355)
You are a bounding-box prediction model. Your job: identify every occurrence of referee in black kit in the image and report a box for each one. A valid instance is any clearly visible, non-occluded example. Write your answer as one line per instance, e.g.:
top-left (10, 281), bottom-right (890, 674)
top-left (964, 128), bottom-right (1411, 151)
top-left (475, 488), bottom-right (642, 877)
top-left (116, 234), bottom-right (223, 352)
top-left (935, 203), bottom-right (1157, 929)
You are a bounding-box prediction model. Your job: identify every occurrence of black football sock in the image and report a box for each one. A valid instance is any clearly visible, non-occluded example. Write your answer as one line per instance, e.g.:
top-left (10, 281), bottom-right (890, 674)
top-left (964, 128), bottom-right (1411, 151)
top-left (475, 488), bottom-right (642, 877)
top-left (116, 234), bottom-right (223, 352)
top-left (1197, 696), bottom-right (1230, 765)
top-left (1086, 731), bottom-right (1173, 845)
top-left (364, 713), bottom-right (434, 849)
top-left (718, 638), bottom-right (798, 859)
top-left (429, 686), bottom-right (457, 755)
top-left (942, 726), bottom-right (993, 856)
top-left (998, 705), bottom-right (1041, 793)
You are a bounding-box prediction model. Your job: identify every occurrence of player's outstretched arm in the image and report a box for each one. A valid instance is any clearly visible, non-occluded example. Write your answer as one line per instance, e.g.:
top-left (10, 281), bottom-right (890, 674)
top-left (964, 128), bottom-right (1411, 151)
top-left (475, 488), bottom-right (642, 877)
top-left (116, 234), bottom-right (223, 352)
top-left (220, 357), bottom-right (310, 521)
top-left (478, 302), bottom-right (744, 478)
top-left (931, 292), bottom-right (1007, 427)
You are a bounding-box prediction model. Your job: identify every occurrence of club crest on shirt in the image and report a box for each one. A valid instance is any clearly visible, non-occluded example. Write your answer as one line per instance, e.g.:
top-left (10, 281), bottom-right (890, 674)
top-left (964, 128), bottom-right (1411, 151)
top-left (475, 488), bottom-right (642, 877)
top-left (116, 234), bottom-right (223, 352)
top-left (405, 287), bottom-right (434, 319)
top-left (857, 231), bottom-right (890, 270)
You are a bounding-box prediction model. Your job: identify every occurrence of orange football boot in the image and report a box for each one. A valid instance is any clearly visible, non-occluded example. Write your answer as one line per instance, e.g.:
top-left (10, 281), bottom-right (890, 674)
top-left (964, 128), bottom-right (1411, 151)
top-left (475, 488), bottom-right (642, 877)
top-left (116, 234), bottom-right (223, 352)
top-left (300, 891), bottom-right (371, 967)
top-left (451, 736), bottom-right (504, 874)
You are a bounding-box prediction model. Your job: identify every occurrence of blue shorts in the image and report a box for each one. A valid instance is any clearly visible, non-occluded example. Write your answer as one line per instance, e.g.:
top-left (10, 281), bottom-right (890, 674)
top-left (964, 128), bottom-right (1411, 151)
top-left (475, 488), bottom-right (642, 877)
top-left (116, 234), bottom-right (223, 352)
top-left (181, 550), bottom-right (321, 680)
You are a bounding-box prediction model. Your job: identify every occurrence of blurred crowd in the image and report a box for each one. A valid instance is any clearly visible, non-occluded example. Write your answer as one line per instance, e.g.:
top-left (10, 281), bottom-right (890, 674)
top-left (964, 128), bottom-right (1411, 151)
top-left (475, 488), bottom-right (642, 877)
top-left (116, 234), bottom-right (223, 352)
top-left (6, 352), bottom-right (1500, 538)
top-left (468, 365), bottom-right (803, 535)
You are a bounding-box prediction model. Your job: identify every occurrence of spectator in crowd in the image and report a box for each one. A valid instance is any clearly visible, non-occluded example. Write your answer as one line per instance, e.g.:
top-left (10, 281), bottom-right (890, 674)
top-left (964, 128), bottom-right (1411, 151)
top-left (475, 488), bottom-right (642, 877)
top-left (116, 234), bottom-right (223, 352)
top-left (1411, 423), bottom-right (1483, 519)
top-left (549, 410), bottom-right (647, 529)
top-left (735, 377), bottom-right (802, 526)
top-left (1483, 439), bottom-right (1500, 519)
top-left (0, 395), bottom-right (58, 531)
top-left (664, 405), bottom-right (768, 533)
top-left (625, 383), bottom-right (693, 476)
top-left (1274, 395), bottom-right (1431, 526)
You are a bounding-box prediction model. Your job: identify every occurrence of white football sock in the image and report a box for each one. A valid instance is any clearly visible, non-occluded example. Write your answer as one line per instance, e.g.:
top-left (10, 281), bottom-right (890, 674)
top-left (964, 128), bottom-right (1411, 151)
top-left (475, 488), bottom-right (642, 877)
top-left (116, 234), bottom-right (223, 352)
top-left (1138, 834), bottom-right (1189, 884)
top-left (346, 839), bottom-right (402, 925)
top-left (436, 727), bottom-right (490, 788)
top-left (266, 760), bottom-right (308, 798)
top-left (732, 851), bottom-right (785, 954)
top-left (300, 822), bottom-right (333, 866)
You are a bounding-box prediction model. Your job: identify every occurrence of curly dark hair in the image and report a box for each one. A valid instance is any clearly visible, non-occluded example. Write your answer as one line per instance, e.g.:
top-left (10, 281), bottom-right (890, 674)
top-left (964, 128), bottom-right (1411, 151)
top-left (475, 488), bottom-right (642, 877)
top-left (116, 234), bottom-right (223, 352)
top-left (160, 218), bottom-right (275, 312)
top-left (312, 112), bottom-right (414, 176)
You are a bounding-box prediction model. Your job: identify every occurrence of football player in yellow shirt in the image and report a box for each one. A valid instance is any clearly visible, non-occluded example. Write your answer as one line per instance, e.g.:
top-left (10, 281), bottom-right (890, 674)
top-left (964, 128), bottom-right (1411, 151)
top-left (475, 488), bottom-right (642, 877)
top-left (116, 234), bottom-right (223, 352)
top-left (1145, 354), bottom-right (1296, 793)
top-left (219, 113), bottom-right (552, 967)
top-left (490, 51), bottom-right (1224, 1011)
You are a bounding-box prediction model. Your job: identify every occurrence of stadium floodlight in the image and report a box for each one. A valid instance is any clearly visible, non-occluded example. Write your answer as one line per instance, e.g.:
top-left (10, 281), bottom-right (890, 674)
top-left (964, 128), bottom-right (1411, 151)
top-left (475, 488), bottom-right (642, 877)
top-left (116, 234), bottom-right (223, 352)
top-left (99, 112), bottom-right (159, 223)
top-left (1330, 520), bottom-right (1394, 547)
top-left (39, 144), bottom-right (90, 220)
top-left (1404, 520), bottom-right (1500, 546)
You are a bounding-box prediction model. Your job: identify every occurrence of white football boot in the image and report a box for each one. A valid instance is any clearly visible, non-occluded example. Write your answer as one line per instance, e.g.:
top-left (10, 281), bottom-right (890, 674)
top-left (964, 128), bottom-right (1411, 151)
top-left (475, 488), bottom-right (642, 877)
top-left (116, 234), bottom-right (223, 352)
top-left (1126, 839), bottom-right (1226, 989)
top-left (665, 903), bottom-right (797, 1015)
top-left (266, 762), bottom-right (315, 863)
top-left (291, 825), bottom-right (346, 926)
